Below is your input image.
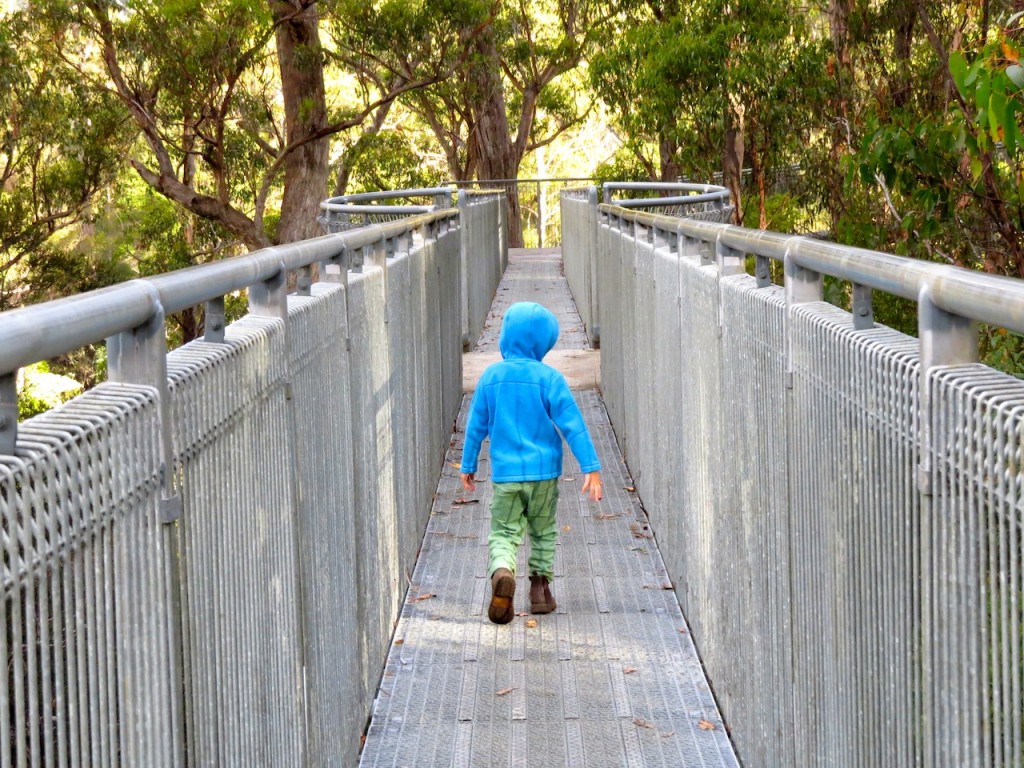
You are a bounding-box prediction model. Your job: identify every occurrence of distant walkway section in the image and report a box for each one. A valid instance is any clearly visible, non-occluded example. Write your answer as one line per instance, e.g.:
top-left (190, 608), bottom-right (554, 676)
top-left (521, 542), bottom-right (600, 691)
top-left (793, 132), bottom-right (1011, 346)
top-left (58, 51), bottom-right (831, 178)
top-left (359, 248), bottom-right (738, 767)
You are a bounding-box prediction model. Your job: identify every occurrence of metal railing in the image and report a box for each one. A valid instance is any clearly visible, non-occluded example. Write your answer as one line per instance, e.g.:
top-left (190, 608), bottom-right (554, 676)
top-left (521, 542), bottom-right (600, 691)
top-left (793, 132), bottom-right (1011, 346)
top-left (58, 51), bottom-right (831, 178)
top-left (318, 187), bottom-right (453, 232)
top-left (560, 183), bottom-right (734, 347)
top-left (1, 200), bottom-right (505, 766)
top-left (561, 188), bottom-right (1024, 767)
top-left (450, 177), bottom-right (597, 248)
top-left (319, 188), bottom-right (507, 348)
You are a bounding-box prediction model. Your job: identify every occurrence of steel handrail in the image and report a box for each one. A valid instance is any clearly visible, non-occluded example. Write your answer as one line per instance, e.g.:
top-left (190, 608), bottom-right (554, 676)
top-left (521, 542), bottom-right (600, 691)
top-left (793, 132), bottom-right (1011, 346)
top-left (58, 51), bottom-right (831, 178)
top-left (603, 204), bottom-right (1024, 334)
top-left (0, 209), bottom-right (457, 376)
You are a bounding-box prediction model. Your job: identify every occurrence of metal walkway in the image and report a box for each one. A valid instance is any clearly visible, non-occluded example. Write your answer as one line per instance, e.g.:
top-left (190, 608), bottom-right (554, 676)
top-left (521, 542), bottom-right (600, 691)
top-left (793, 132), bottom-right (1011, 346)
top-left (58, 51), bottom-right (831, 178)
top-left (358, 249), bottom-right (739, 767)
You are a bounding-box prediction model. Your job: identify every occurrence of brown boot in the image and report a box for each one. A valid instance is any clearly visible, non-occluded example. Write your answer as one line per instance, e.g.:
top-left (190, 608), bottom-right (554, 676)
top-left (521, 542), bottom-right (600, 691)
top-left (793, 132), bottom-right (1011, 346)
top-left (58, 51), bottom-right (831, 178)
top-left (488, 568), bottom-right (516, 624)
top-left (529, 575), bottom-right (556, 614)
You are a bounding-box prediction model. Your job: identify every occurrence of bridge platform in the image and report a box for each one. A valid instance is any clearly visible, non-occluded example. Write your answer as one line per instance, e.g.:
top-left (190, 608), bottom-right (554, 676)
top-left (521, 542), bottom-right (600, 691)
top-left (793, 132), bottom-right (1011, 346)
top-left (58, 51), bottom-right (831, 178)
top-left (359, 249), bottom-right (739, 767)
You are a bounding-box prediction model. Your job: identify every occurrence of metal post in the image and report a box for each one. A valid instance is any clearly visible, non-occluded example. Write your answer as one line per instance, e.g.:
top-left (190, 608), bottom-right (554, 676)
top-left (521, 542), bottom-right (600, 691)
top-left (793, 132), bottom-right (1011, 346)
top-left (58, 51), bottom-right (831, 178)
top-left (916, 281), bottom-right (978, 768)
top-left (0, 373), bottom-right (17, 454)
top-left (205, 297), bottom-right (226, 343)
top-left (916, 282), bottom-right (978, 495)
top-left (852, 283), bottom-right (873, 330)
top-left (105, 287), bottom-right (186, 762)
top-left (784, 239), bottom-right (823, 388)
top-left (715, 234), bottom-right (744, 276)
top-left (537, 180), bottom-right (545, 248)
top-left (249, 262), bottom-right (288, 320)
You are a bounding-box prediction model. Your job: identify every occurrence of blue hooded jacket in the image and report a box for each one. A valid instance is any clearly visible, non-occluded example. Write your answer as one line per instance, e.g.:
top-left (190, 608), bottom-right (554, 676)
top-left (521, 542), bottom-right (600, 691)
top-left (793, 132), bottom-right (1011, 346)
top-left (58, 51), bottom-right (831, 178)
top-left (460, 302), bottom-right (601, 483)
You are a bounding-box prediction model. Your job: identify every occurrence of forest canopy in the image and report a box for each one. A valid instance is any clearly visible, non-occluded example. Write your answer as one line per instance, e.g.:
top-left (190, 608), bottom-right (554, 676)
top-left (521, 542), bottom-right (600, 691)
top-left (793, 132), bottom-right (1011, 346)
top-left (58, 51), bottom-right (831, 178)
top-left (4, 0), bottom-right (1024, 394)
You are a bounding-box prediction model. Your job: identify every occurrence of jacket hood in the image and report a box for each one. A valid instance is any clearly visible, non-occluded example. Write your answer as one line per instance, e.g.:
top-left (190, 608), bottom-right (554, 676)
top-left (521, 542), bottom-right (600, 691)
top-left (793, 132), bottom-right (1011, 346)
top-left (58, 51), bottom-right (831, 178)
top-left (498, 302), bottom-right (559, 361)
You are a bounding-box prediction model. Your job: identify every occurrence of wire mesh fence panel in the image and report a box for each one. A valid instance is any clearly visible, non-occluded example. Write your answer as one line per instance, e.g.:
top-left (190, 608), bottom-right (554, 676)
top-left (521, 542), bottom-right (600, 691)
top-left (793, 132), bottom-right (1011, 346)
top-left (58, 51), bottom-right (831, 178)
top-left (2, 385), bottom-right (179, 768)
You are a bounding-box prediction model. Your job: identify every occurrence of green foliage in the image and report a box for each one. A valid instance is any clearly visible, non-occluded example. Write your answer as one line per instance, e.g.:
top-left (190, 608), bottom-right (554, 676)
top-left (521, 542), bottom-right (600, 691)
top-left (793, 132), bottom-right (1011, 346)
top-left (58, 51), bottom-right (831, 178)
top-left (742, 193), bottom-right (802, 232)
top-left (590, 0), bottom-right (827, 183)
top-left (0, 10), bottom-right (131, 288)
top-left (592, 150), bottom-right (652, 187)
top-left (17, 362), bottom-right (83, 420)
top-left (981, 326), bottom-right (1024, 378)
top-left (344, 130), bottom-right (447, 195)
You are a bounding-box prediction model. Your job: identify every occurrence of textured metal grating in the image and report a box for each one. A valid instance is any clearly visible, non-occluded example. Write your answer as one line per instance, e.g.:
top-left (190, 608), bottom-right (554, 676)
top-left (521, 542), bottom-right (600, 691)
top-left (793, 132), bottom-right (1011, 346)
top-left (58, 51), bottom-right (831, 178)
top-left (167, 317), bottom-right (306, 767)
top-left (788, 303), bottom-right (920, 767)
top-left (359, 249), bottom-right (738, 767)
top-left (2, 384), bottom-right (178, 767)
top-left (929, 365), bottom-right (1024, 768)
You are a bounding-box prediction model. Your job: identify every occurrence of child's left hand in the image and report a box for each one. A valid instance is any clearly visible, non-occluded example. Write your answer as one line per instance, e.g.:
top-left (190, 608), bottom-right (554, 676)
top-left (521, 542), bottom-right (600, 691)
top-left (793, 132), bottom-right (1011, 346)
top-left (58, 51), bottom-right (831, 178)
top-left (581, 471), bottom-right (602, 502)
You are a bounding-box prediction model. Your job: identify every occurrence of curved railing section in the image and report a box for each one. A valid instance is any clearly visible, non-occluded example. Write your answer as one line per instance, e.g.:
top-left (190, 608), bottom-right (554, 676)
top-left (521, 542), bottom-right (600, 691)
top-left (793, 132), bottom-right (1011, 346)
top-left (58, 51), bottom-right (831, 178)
top-left (602, 181), bottom-right (734, 221)
top-left (318, 187), bottom-right (453, 232)
top-left (560, 197), bottom-right (1024, 767)
top-left (560, 182), bottom-right (733, 346)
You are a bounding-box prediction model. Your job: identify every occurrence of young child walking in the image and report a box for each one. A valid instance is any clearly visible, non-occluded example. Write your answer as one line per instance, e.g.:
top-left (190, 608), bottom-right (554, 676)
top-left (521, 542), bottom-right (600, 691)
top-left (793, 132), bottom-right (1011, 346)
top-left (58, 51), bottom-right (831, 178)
top-left (460, 301), bottom-right (603, 624)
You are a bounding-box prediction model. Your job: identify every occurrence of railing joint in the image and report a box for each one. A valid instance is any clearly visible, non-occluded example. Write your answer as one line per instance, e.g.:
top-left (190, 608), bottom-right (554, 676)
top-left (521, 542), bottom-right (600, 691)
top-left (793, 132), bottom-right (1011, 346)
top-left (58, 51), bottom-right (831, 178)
top-left (0, 373), bottom-right (17, 455)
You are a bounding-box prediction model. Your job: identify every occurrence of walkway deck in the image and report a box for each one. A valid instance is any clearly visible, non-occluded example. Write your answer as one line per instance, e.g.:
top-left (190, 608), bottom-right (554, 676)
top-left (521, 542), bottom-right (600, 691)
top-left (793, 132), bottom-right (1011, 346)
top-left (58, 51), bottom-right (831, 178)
top-left (359, 249), bottom-right (739, 767)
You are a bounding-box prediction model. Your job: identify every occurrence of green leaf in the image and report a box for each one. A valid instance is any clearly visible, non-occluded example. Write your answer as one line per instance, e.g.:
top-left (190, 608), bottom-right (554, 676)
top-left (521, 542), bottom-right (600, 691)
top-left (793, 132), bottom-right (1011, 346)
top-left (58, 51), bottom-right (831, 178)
top-left (949, 50), bottom-right (968, 92)
top-left (1008, 64), bottom-right (1024, 90)
top-left (971, 157), bottom-right (983, 180)
top-left (976, 69), bottom-right (991, 113)
top-left (989, 90), bottom-right (1007, 138)
top-left (965, 59), bottom-right (983, 87)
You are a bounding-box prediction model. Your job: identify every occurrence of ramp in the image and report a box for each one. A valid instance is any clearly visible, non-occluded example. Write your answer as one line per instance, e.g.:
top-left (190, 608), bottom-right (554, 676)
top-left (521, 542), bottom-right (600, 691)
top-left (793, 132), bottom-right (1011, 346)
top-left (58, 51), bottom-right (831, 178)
top-left (359, 249), bottom-right (739, 767)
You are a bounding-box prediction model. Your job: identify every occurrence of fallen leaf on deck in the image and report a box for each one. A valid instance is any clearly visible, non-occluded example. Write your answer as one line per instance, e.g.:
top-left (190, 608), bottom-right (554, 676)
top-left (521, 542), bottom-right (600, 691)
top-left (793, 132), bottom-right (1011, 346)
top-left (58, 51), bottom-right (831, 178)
top-left (453, 498), bottom-right (479, 506)
top-left (562, 525), bottom-right (571, 532)
top-left (595, 513), bottom-right (619, 520)
top-left (629, 522), bottom-right (653, 539)
top-left (394, 639), bottom-right (405, 645)
top-left (698, 719), bottom-right (716, 731)
top-left (633, 718), bottom-right (655, 729)
top-left (624, 486), bottom-right (636, 492)
top-left (660, 731), bottom-right (675, 739)
top-left (630, 546), bottom-right (647, 554)
top-left (413, 593), bottom-right (436, 601)
top-left (525, 619), bottom-right (538, 628)
top-left (496, 688), bottom-right (514, 696)
top-left (623, 667), bottom-right (638, 674)
top-left (677, 627), bottom-right (688, 634)
top-left (515, 611), bottom-right (529, 617)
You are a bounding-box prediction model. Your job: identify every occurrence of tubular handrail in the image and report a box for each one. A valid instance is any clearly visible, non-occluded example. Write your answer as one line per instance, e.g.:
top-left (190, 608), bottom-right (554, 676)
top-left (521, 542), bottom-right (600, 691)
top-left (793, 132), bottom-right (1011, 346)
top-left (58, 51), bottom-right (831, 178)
top-left (320, 187), bottom-right (453, 207)
top-left (603, 203), bottom-right (1024, 334)
top-left (602, 181), bottom-right (731, 208)
top-left (0, 209), bottom-right (458, 377)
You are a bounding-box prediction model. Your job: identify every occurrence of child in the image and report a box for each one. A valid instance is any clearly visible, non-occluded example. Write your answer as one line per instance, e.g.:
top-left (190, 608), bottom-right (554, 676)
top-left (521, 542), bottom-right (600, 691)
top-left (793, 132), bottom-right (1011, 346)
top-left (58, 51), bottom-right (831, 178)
top-left (460, 301), bottom-right (603, 624)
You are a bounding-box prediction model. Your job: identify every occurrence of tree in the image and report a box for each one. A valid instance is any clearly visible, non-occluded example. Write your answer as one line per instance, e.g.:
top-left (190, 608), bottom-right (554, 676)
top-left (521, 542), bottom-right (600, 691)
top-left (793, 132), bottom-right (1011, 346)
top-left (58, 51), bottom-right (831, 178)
top-left (589, 0), bottom-right (823, 224)
top-left (37, 0), bottom-right (443, 253)
top-left (0, 9), bottom-right (129, 310)
top-left (331, 0), bottom-right (608, 246)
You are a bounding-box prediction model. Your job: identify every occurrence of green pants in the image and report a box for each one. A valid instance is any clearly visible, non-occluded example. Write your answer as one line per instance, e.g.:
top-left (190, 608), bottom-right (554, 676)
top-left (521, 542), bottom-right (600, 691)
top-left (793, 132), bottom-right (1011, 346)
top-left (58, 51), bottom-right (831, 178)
top-left (488, 479), bottom-right (560, 579)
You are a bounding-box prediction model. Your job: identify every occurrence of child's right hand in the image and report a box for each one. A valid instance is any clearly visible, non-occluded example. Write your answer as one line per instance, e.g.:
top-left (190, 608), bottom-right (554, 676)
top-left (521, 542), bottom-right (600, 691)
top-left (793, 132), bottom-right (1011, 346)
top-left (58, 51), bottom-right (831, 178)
top-left (581, 471), bottom-right (602, 502)
top-left (461, 472), bottom-right (476, 491)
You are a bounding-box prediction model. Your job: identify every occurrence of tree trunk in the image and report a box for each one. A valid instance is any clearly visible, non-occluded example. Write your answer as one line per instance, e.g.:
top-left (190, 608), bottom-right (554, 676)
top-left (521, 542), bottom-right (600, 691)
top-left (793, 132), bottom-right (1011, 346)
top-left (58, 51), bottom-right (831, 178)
top-left (273, 1), bottom-right (330, 245)
top-left (750, 148), bottom-right (767, 228)
top-left (659, 137), bottom-right (681, 182)
top-left (827, 0), bottom-right (853, 230)
top-left (722, 102), bottom-right (745, 225)
top-left (471, 26), bottom-right (525, 247)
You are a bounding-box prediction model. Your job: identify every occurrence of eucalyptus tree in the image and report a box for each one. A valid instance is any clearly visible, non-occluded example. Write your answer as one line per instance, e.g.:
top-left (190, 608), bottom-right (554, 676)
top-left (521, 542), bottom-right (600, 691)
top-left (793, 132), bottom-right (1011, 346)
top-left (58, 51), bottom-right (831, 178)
top-left (589, 0), bottom-right (825, 225)
top-left (0, 10), bottom-right (130, 310)
top-left (330, 0), bottom-right (609, 246)
top-left (840, 0), bottom-right (1024, 279)
top-left (35, 0), bottom-right (446, 252)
